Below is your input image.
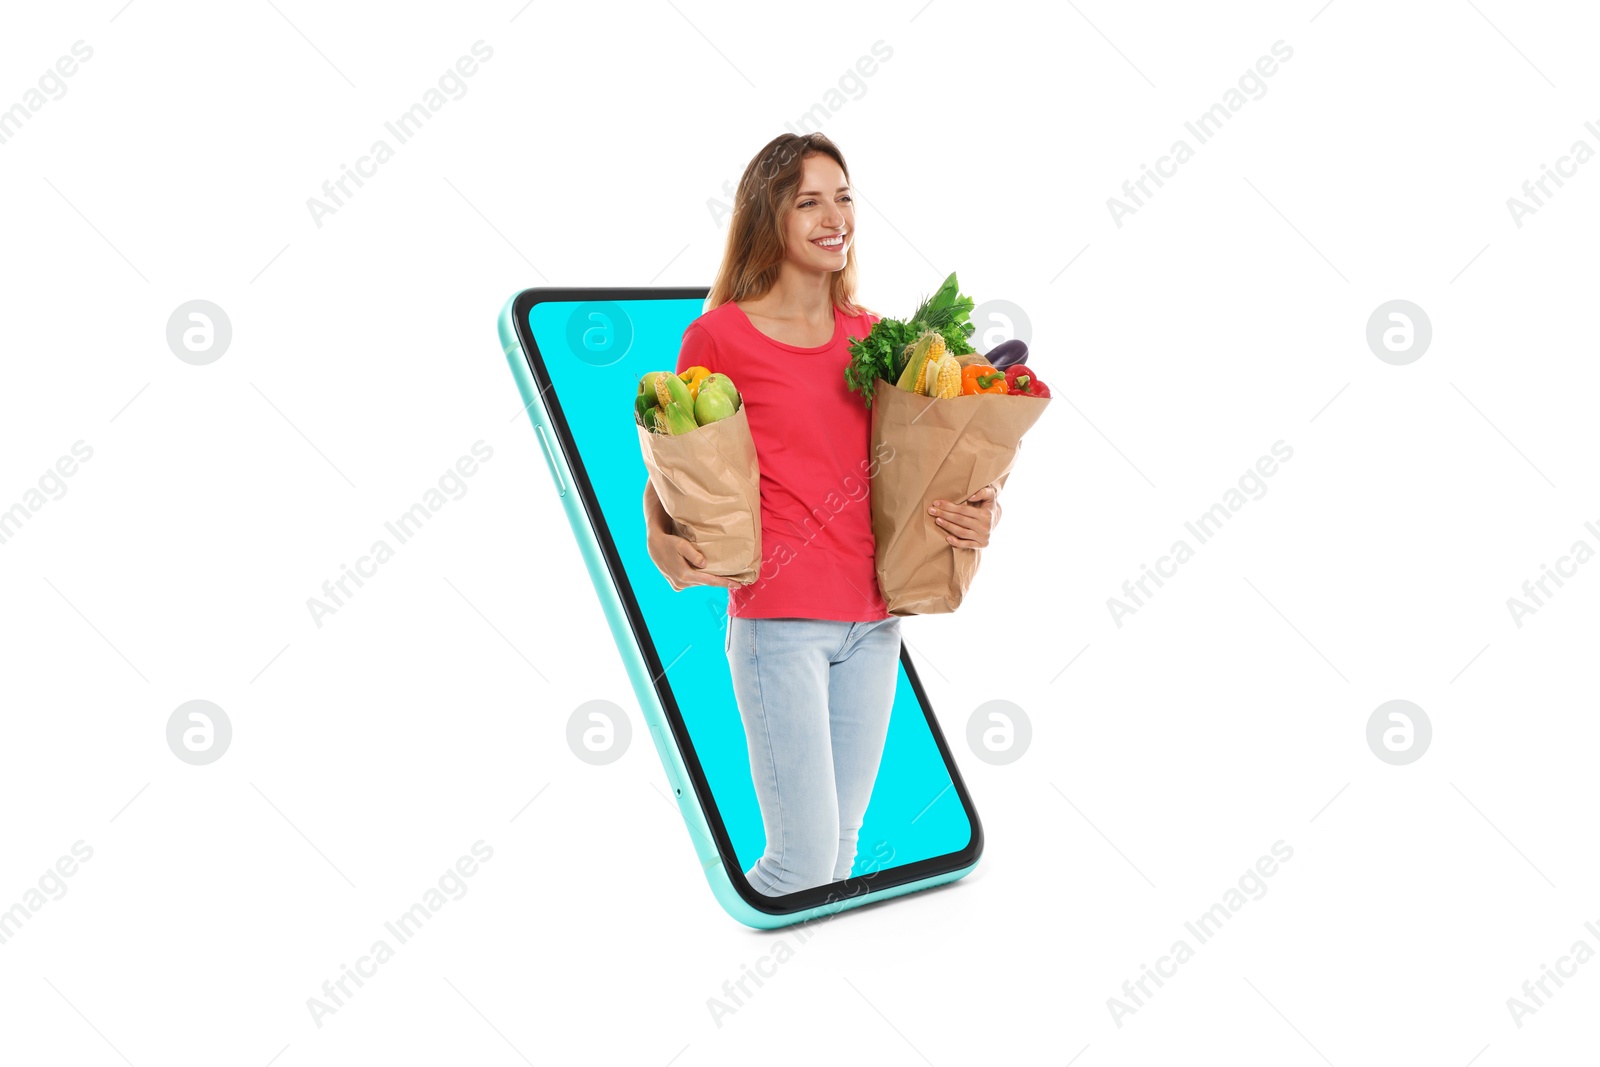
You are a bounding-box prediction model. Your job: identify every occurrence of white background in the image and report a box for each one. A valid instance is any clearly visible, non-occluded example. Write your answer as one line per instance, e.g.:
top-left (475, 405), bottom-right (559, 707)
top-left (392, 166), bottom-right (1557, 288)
top-left (2, 1), bottom-right (1598, 1063)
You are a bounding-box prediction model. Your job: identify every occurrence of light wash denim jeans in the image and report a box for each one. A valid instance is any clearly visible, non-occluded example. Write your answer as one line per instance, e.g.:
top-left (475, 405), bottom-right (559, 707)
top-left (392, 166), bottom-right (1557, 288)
top-left (725, 615), bottom-right (903, 897)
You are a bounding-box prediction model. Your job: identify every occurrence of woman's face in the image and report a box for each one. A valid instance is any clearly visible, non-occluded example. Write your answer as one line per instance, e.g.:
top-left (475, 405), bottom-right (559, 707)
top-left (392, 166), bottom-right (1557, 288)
top-left (782, 153), bottom-right (854, 273)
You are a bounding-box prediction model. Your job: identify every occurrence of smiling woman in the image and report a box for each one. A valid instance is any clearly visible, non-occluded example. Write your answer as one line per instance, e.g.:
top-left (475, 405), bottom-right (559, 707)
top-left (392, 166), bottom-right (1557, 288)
top-left (643, 134), bottom-right (902, 898)
top-left (665, 135), bottom-right (880, 621)
top-left (644, 133), bottom-right (997, 899)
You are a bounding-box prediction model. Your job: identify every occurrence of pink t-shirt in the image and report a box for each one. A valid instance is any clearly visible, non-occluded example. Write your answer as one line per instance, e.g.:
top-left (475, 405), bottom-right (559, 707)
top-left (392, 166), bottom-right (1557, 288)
top-left (676, 301), bottom-right (890, 621)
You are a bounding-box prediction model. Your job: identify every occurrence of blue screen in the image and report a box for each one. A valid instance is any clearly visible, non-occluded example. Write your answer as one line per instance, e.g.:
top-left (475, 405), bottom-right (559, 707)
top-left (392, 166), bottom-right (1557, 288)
top-left (528, 298), bottom-right (972, 882)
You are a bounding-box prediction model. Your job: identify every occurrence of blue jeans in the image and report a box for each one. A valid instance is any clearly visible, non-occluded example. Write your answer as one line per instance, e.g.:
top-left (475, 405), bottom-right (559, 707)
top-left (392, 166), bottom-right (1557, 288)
top-left (725, 615), bottom-right (903, 896)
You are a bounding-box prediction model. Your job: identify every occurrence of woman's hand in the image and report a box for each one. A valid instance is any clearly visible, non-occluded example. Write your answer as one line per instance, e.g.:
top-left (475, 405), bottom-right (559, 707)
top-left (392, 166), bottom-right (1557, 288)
top-left (647, 528), bottom-right (743, 590)
top-left (930, 481), bottom-right (1001, 549)
top-left (645, 480), bottom-right (741, 590)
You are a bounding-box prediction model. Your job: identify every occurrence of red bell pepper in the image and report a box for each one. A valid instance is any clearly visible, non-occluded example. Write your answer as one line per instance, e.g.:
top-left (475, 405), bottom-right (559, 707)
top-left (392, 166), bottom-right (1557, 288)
top-left (1004, 365), bottom-right (1050, 398)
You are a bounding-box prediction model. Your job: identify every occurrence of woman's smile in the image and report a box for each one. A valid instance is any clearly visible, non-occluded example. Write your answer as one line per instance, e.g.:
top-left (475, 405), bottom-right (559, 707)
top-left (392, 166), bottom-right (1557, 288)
top-left (811, 231), bottom-right (848, 252)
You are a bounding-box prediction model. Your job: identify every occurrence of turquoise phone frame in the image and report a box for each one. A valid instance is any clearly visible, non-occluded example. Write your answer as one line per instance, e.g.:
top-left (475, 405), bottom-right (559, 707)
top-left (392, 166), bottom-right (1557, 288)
top-left (497, 287), bottom-right (982, 929)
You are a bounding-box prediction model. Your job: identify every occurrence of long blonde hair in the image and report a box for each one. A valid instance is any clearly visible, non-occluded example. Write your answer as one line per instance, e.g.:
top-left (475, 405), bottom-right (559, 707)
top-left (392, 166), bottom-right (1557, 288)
top-left (706, 133), bottom-right (871, 317)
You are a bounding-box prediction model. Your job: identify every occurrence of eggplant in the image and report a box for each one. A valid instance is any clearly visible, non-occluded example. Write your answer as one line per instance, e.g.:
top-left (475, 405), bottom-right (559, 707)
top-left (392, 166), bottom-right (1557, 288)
top-left (985, 339), bottom-right (1029, 371)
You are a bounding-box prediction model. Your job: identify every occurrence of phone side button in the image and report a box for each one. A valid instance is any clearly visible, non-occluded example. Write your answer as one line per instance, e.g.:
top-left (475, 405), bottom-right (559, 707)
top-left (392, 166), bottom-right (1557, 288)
top-left (533, 424), bottom-right (567, 497)
top-left (648, 722), bottom-right (684, 797)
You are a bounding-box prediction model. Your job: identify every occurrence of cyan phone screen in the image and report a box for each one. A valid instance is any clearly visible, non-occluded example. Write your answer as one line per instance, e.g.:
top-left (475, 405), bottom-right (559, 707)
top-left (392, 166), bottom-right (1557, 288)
top-left (528, 298), bottom-right (972, 883)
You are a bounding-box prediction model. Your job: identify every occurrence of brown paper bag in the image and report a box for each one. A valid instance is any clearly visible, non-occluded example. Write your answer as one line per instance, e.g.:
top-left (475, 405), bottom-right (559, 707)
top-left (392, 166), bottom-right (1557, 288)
top-left (636, 403), bottom-right (762, 586)
top-left (869, 386), bottom-right (1050, 615)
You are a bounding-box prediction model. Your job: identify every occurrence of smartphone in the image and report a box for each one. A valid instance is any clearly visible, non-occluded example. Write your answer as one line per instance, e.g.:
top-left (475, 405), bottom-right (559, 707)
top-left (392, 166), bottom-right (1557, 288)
top-left (497, 287), bottom-right (983, 929)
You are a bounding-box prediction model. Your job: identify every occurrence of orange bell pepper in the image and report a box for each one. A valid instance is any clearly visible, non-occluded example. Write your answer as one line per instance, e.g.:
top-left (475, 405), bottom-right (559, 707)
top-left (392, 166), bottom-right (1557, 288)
top-left (960, 364), bottom-right (1009, 396)
top-left (678, 365), bottom-right (713, 402)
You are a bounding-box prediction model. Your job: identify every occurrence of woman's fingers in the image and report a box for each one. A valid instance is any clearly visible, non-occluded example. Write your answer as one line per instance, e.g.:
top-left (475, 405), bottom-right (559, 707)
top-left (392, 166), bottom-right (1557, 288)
top-left (671, 538), bottom-right (742, 587)
top-left (931, 495), bottom-right (993, 548)
top-left (691, 562), bottom-right (735, 587)
top-left (931, 501), bottom-right (982, 533)
top-left (936, 519), bottom-right (985, 548)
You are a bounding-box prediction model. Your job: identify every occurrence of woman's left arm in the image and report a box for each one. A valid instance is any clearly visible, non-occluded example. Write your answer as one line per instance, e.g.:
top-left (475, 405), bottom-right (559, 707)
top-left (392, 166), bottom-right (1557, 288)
top-left (929, 480), bottom-right (1002, 549)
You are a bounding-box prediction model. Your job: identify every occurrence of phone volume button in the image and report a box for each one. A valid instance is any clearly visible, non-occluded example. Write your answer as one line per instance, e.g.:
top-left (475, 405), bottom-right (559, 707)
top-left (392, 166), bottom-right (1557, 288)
top-left (534, 424), bottom-right (567, 497)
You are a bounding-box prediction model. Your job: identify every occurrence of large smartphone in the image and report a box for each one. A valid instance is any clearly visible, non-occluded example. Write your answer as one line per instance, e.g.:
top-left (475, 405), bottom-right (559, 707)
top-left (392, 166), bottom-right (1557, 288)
top-left (497, 287), bottom-right (983, 928)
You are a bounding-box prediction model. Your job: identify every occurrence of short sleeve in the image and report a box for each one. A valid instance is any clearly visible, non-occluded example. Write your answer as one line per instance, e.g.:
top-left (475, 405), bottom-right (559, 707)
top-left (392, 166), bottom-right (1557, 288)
top-left (676, 321), bottom-right (720, 376)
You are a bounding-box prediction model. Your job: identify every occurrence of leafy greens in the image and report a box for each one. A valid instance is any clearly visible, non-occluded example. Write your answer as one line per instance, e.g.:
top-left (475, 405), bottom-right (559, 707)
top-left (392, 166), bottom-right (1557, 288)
top-left (844, 271), bottom-right (977, 407)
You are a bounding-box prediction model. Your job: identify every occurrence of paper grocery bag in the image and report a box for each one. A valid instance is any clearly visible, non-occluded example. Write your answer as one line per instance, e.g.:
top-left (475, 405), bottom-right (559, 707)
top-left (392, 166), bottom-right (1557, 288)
top-left (636, 403), bottom-right (762, 586)
top-left (869, 386), bottom-right (1050, 615)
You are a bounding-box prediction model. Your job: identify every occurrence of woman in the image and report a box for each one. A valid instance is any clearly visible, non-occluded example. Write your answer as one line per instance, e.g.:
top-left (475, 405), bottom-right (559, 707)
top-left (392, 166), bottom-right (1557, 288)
top-left (644, 132), bottom-right (1000, 897)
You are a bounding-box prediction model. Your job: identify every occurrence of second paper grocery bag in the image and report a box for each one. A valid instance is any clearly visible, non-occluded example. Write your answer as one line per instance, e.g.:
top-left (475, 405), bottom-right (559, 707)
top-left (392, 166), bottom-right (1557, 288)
top-left (636, 402), bottom-right (762, 587)
top-left (868, 386), bottom-right (1049, 615)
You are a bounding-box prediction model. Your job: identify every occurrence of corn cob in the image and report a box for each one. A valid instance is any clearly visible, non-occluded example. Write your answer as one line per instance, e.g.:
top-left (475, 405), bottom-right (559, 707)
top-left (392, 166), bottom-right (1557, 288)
top-left (910, 331), bottom-right (947, 393)
top-left (654, 371), bottom-right (691, 411)
top-left (924, 354), bottom-right (961, 399)
top-left (650, 371), bottom-right (699, 434)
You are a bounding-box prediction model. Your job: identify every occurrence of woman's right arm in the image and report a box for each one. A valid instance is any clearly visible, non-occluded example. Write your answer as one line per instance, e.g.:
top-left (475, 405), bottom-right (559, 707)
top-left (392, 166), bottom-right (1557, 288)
top-left (644, 480), bottom-right (740, 590)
